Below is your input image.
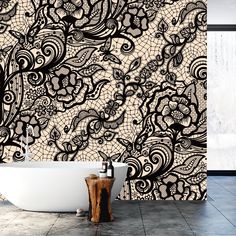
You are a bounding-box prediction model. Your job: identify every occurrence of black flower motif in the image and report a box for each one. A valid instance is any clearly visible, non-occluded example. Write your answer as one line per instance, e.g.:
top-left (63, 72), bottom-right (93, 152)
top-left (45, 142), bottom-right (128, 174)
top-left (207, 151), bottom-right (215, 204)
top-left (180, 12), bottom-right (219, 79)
top-left (23, 99), bottom-right (33, 108)
top-left (161, 96), bottom-right (191, 128)
top-left (36, 87), bottom-right (46, 96)
top-left (180, 27), bottom-right (191, 39)
top-left (72, 135), bottom-right (83, 146)
top-left (122, 7), bottom-right (149, 38)
top-left (48, 0), bottom-right (90, 27)
top-left (36, 105), bottom-right (47, 116)
top-left (47, 104), bottom-right (57, 116)
top-left (149, 89), bottom-right (199, 134)
top-left (148, 60), bottom-right (158, 72)
top-left (144, 0), bottom-right (164, 10)
top-left (26, 89), bottom-right (38, 100)
top-left (143, 0), bottom-right (154, 9)
top-left (159, 174), bottom-right (188, 200)
top-left (154, 0), bottom-right (165, 8)
top-left (140, 68), bottom-right (152, 79)
top-left (45, 66), bottom-right (85, 106)
top-left (14, 115), bottom-right (41, 144)
top-left (105, 100), bottom-right (119, 116)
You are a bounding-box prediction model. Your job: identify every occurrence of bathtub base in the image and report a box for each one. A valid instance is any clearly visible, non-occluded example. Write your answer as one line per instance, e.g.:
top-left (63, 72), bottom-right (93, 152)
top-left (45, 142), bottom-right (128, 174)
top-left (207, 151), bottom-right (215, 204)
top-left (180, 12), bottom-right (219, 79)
top-left (0, 161), bottom-right (128, 212)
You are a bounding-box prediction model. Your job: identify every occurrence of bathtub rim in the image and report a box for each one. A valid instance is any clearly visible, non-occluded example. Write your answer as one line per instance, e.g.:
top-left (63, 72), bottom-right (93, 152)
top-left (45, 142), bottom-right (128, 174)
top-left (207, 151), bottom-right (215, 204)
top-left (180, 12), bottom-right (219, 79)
top-left (0, 161), bottom-right (128, 169)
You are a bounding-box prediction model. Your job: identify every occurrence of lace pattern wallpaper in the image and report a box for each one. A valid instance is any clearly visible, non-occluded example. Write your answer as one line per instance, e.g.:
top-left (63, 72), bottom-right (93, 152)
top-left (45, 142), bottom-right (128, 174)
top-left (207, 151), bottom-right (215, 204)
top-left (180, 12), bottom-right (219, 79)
top-left (0, 0), bottom-right (207, 200)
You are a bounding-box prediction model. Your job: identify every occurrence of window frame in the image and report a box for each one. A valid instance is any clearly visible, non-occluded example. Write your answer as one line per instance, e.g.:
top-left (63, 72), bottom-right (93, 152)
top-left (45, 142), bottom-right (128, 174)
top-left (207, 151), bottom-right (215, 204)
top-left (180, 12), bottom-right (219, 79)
top-left (208, 25), bottom-right (236, 31)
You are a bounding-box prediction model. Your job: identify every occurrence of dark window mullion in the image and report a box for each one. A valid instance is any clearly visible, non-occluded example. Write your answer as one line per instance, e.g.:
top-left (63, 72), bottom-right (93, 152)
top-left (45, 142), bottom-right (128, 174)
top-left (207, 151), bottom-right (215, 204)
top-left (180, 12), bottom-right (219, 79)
top-left (208, 24), bottom-right (236, 31)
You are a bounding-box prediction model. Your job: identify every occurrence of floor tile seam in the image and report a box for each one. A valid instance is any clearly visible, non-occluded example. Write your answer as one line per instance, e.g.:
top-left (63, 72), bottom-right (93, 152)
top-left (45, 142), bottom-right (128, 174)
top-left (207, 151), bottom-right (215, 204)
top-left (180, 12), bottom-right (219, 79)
top-left (45, 213), bottom-right (60, 236)
top-left (220, 186), bottom-right (236, 197)
top-left (195, 234), bottom-right (236, 236)
top-left (209, 179), bottom-right (236, 197)
top-left (174, 201), bottom-right (196, 236)
top-left (0, 211), bottom-right (22, 232)
top-left (206, 195), bottom-right (215, 202)
top-left (208, 201), bottom-right (236, 228)
top-left (91, 222), bottom-right (99, 236)
top-left (138, 202), bottom-right (147, 236)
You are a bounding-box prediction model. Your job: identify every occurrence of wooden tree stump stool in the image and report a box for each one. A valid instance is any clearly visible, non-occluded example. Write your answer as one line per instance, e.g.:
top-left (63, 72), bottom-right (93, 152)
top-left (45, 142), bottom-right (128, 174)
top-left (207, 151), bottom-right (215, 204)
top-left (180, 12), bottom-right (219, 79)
top-left (85, 177), bottom-right (115, 223)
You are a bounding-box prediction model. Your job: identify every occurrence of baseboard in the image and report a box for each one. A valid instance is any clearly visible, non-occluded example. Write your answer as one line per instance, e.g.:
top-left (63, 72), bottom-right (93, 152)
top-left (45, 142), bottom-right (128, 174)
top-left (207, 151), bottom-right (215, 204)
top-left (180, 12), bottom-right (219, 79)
top-left (208, 170), bottom-right (236, 176)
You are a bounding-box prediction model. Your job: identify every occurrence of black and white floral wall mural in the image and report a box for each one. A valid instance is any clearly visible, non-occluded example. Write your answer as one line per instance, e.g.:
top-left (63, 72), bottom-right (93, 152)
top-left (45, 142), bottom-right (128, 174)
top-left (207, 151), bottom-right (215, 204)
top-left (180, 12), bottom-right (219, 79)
top-left (0, 0), bottom-right (207, 200)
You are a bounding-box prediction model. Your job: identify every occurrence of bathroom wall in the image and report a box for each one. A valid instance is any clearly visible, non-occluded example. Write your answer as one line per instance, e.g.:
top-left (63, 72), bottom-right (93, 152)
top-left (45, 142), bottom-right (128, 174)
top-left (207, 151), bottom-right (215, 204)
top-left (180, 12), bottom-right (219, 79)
top-left (0, 0), bottom-right (207, 200)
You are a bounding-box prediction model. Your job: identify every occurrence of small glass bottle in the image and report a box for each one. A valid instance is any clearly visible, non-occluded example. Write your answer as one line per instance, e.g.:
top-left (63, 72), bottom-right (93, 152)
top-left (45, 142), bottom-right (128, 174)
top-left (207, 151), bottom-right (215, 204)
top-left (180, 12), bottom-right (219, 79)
top-left (107, 159), bottom-right (114, 178)
top-left (102, 160), bottom-right (108, 172)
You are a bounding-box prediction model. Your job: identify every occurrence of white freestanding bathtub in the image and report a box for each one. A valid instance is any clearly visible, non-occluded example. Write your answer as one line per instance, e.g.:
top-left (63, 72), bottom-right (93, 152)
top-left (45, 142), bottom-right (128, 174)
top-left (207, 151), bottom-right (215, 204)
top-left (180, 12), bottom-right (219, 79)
top-left (0, 161), bottom-right (128, 212)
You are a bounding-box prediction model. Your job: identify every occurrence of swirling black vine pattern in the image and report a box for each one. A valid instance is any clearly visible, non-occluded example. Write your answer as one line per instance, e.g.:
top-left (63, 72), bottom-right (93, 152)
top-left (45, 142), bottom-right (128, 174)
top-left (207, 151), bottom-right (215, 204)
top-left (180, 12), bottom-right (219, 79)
top-left (0, 0), bottom-right (207, 200)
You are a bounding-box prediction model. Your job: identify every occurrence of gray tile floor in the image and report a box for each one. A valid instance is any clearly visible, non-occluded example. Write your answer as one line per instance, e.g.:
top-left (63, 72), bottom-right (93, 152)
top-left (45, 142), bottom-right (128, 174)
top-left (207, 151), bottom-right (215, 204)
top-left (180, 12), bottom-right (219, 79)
top-left (0, 176), bottom-right (236, 236)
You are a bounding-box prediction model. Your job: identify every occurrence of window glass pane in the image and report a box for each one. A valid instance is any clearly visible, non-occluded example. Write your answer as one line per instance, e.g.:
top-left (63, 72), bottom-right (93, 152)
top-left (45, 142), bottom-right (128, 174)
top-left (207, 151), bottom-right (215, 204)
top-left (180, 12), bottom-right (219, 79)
top-left (208, 32), bottom-right (236, 170)
top-left (208, 0), bottom-right (236, 24)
